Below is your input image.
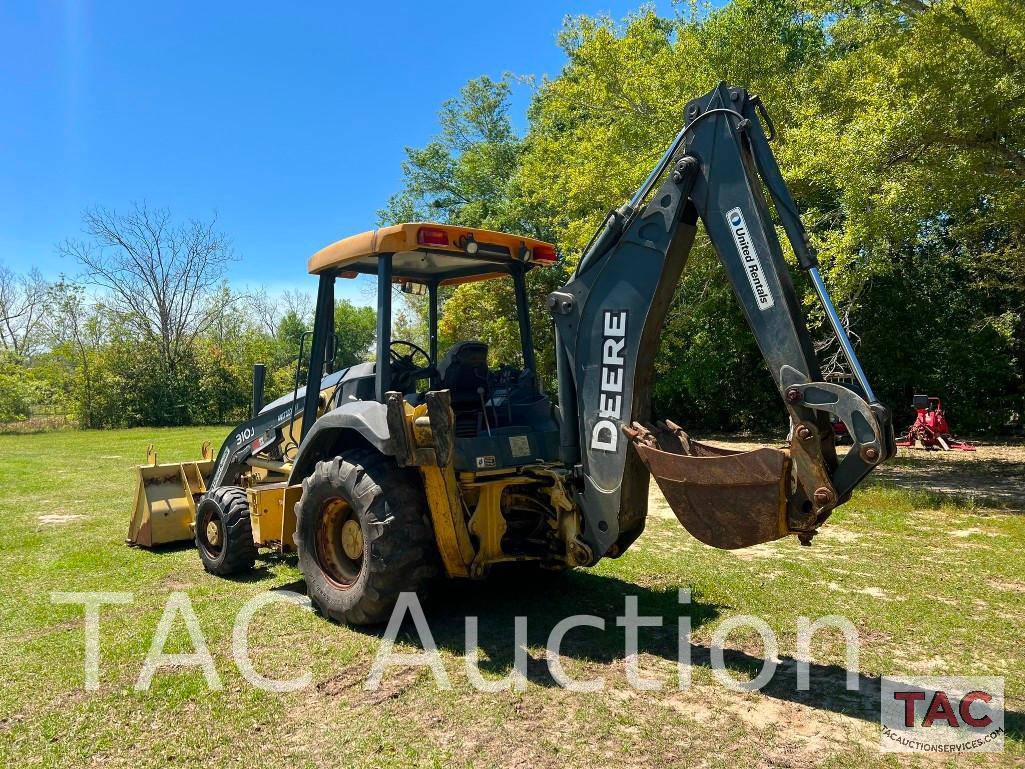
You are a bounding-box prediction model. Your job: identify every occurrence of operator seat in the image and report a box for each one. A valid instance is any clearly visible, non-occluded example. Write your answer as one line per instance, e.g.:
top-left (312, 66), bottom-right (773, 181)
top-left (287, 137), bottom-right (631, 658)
top-left (437, 341), bottom-right (489, 406)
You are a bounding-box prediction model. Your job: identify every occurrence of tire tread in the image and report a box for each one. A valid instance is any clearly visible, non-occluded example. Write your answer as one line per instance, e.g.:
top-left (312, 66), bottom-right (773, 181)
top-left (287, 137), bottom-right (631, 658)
top-left (295, 449), bottom-right (439, 625)
top-left (196, 486), bottom-right (258, 576)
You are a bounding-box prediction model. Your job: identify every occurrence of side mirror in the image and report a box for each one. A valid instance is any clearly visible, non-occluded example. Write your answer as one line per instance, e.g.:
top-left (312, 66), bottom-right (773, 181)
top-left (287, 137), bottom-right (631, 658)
top-left (401, 281), bottom-right (428, 296)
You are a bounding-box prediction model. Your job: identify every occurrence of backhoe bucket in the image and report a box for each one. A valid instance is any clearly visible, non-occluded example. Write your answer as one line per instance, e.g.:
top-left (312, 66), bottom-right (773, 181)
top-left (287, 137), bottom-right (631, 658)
top-left (127, 444), bottom-right (213, 548)
top-left (625, 422), bottom-right (791, 550)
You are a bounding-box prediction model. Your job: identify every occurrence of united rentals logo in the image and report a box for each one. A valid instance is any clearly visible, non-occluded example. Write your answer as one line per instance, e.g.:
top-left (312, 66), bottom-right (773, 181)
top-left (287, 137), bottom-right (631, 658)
top-left (725, 207), bottom-right (774, 311)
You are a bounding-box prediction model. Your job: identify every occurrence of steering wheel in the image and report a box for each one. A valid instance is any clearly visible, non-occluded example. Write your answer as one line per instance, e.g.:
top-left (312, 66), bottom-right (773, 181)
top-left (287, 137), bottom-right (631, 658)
top-left (388, 340), bottom-right (433, 390)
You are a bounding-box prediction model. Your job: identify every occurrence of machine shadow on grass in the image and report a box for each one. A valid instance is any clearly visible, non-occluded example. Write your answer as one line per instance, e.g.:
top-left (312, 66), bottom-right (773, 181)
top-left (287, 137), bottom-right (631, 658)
top-left (145, 544), bottom-right (296, 584)
top-left (345, 570), bottom-right (1023, 741)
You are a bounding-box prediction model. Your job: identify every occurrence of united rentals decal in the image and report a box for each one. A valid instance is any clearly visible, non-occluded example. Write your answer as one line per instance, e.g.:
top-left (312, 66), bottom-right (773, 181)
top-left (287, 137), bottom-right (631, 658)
top-left (725, 207), bottom-right (774, 311)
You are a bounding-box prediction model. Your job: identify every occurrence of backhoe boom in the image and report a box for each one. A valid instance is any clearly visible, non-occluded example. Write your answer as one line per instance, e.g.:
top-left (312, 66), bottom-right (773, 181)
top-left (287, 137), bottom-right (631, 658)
top-left (550, 83), bottom-right (895, 557)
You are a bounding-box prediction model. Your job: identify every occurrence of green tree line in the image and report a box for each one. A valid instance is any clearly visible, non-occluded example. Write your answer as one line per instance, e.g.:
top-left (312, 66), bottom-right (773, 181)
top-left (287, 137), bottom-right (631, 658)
top-left (0, 204), bottom-right (376, 429)
top-left (2, 0), bottom-right (1022, 435)
top-left (380, 0), bottom-right (1024, 434)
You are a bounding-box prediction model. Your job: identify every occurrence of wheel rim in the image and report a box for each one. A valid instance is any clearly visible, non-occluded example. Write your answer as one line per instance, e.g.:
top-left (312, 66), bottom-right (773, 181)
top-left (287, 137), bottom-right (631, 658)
top-left (199, 507), bottom-right (224, 557)
top-left (341, 519), bottom-right (364, 560)
top-left (314, 497), bottom-right (363, 588)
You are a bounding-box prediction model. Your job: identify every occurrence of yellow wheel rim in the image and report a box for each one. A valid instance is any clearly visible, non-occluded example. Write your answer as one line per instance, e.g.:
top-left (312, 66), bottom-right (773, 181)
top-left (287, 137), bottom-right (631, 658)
top-left (341, 518), bottom-right (364, 560)
top-left (315, 498), bottom-right (363, 588)
top-left (205, 519), bottom-right (220, 547)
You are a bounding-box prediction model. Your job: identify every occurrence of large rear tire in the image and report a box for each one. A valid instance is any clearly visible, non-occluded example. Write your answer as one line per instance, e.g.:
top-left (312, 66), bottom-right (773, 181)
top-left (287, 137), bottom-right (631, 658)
top-left (196, 486), bottom-right (258, 576)
top-left (294, 449), bottom-right (440, 625)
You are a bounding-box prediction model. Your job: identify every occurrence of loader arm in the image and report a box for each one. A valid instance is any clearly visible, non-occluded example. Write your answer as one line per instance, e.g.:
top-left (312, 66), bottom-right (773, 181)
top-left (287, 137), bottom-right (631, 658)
top-left (550, 83), bottom-right (895, 558)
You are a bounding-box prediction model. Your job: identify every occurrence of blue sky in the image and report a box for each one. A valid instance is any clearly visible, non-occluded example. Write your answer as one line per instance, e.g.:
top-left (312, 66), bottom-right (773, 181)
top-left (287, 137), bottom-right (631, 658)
top-left (1, 1), bottom-right (673, 304)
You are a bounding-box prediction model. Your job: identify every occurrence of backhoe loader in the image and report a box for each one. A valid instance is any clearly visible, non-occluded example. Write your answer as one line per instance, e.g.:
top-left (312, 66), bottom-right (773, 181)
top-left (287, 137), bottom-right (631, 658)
top-left (128, 84), bottom-right (895, 624)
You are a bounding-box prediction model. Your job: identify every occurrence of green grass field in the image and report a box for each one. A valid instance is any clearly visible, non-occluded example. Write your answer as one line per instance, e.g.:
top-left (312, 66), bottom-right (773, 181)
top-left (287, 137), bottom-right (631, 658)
top-left (1, 427), bottom-right (1022, 767)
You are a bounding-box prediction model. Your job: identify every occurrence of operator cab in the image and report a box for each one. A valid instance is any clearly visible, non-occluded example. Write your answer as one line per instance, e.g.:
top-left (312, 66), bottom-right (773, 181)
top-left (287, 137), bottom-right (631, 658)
top-left (302, 222), bottom-right (561, 471)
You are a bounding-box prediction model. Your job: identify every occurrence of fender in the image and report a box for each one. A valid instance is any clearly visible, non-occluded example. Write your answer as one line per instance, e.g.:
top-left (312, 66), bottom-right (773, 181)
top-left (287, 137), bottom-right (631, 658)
top-left (288, 400), bottom-right (396, 485)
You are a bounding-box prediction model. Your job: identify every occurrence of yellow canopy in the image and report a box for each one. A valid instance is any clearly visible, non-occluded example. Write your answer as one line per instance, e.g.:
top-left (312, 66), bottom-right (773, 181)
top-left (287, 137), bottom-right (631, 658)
top-left (307, 222), bottom-right (557, 285)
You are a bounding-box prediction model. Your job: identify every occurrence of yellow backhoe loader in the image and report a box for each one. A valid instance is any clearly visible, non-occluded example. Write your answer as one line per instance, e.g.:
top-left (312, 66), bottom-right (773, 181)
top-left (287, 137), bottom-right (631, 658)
top-left (128, 84), bottom-right (895, 624)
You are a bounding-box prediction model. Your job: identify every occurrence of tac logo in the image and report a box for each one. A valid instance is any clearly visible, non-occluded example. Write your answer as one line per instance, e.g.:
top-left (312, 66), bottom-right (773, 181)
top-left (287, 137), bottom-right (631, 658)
top-left (880, 676), bottom-right (1004, 753)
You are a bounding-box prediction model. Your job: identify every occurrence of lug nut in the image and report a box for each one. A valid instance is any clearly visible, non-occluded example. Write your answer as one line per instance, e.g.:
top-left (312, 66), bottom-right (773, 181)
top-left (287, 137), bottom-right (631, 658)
top-left (861, 446), bottom-right (879, 463)
top-left (785, 388), bottom-right (802, 404)
top-left (795, 425), bottom-right (812, 441)
top-left (813, 487), bottom-right (834, 507)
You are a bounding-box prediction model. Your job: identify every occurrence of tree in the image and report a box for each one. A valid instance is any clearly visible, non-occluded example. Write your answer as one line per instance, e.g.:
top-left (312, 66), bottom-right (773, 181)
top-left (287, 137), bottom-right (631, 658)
top-left (0, 264), bottom-right (49, 358)
top-left (59, 204), bottom-right (235, 367)
top-left (277, 310), bottom-right (308, 359)
top-left (60, 204), bottom-right (237, 424)
top-left (783, 0), bottom-right (1025, 428)
top-left (0, 352), bottom-right (44, 422)
top-left (379, 76), bottom-right (567, 388)
top-left (379, 76), bottom-right (535, 234)
top-left (251, 286), bottom-right (313, 337)
top-left (333, 300), bottom-right (376, 368)
top-left (43, 280), bottom-right (108, 428)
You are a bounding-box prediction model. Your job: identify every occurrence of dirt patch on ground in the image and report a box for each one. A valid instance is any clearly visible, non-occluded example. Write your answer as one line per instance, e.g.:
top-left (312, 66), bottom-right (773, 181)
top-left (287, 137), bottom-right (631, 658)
top-left (662, 679), bottom-right (877, 761)
top-left (317, 665), bottom-right (420, 704)
top-left (826, 583), bottom-right (891, 600)
top-left (37, 513), bottom-right (84, 525)
top-left (299, 661), bottom-right (882, 768)
top-left (730, 542), bottom-right (789, 561)
top-left (874, 443), bottom-right (1025, 510)
top-left (988, 579), bottom-right (1025, 594)
top-left (161, 573), bottom-right (193, 591)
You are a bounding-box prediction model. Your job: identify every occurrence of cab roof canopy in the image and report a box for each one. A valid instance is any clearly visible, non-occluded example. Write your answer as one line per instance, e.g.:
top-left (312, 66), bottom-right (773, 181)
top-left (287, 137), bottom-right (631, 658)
top-left (307, 223), bottom-right (557, 286)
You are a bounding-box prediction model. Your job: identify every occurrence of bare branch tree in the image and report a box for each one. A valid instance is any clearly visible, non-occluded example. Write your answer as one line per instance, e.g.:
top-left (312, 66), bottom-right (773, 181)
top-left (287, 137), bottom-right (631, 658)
top-left (247, 287), bottom-right (313, 336)
top-left (280, 288), bottom-right (314, 326)
top-left (249, 287), bottom-right (283, 336)
top-left (0, 264), bottom-right (49, 357)
top-left (59, 203), bottom-right (236, 370)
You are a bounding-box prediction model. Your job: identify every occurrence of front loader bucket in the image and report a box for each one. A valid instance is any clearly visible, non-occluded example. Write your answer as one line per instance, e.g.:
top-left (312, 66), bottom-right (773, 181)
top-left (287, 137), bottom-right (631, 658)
top-left (625, 422), bottom-right (791, 550)
top-left (127, 445), bottom-right (213, 548)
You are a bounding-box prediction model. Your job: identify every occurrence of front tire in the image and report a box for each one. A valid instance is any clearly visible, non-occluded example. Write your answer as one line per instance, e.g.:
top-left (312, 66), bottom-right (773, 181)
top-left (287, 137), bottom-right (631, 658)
top-left (196, 486), bottom-right (258, 576)
top-left (295, 449), bottom-right (440, 625)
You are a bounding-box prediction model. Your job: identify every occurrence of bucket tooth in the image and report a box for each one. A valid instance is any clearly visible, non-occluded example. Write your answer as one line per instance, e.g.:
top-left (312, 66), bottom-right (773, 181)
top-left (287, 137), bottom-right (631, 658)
top-left (625, 422), bottom-right (793, 550)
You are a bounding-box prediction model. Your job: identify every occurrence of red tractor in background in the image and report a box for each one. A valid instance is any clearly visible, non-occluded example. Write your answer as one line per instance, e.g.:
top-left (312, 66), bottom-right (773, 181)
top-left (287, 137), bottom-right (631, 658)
top-left (895, 395), bottom-right (975, 451)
